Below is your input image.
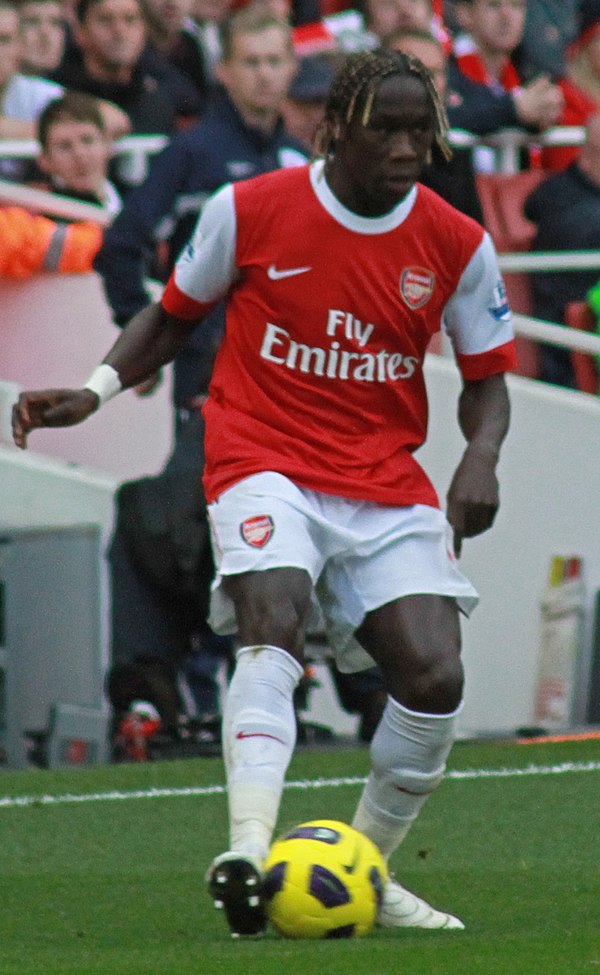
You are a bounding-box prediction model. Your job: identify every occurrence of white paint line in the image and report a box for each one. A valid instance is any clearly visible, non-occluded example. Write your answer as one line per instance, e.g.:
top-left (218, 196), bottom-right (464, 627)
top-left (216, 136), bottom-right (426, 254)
top-left (0, 760), bottom-right (599, 811)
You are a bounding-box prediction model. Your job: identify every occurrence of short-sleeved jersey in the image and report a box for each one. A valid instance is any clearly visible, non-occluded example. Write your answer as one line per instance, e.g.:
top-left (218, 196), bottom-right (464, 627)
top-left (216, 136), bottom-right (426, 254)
top-left (162, 161), bottom-right (516, 506)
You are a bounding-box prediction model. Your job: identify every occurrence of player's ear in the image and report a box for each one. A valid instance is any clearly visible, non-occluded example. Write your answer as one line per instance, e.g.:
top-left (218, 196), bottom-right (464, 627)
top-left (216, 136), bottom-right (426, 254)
top-left (37, 150), bottom-right (51, 176)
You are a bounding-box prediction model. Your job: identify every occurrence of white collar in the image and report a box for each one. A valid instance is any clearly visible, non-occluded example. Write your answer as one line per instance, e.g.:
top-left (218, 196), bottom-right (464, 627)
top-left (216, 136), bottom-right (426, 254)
top-left (309, 158), bottom-right (417, 235)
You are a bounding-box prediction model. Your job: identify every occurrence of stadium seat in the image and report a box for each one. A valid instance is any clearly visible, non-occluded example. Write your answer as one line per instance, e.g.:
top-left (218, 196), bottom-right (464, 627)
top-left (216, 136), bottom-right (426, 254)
top-left (475, 170), bottom-right (547, 253)
top-left (565, 301), bottom-right (599, 394)
top-left (476, 170), bottom-right (549, 380)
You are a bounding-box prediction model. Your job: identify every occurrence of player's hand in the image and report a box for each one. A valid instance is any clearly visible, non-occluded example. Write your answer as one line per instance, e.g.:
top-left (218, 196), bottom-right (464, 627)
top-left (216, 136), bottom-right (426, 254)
top-left (446, 445), bottom-right (500, 558)
top-left (133, 370), bottom-right (162, 397)
top-left (12, 388), bottom-right (100, 449)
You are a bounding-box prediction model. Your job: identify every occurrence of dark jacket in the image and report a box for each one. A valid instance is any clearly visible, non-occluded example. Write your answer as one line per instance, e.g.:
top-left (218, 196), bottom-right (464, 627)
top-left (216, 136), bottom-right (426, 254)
top-left (94, 89), bottom-right (307, 406)
top-left (524, 162), bottom-right (600, 386)
top-left (55, 45), bottom-right (201, 134)
top-left (446, 56), bottom-right (523, 136)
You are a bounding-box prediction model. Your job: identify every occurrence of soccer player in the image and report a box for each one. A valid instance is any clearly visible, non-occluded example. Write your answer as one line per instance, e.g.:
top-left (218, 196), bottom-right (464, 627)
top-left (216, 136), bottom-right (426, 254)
top-left (12, 49), bottom-right (515, 938)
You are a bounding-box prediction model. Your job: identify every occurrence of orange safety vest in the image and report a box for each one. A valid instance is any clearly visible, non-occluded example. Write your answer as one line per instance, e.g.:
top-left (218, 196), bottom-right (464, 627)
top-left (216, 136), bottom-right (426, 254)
top-left (0, 206), bottom-right (103, 278)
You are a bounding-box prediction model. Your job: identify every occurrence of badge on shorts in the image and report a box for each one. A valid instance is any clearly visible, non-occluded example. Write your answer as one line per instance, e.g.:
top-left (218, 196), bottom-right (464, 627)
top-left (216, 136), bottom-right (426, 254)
top-left (240, 514), bottom-right (275, 548)
top-left (400, 266), bottom-right (435, 309)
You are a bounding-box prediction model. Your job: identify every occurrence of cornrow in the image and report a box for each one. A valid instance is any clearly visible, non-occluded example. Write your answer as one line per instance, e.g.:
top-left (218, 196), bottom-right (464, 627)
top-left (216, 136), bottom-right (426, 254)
top-left (313, 49), bottom-right (451, 162)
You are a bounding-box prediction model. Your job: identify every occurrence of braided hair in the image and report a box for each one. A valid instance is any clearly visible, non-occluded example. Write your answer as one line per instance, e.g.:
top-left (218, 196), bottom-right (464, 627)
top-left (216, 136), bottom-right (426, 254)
top-left (313, 49), bottom-right (451, 162)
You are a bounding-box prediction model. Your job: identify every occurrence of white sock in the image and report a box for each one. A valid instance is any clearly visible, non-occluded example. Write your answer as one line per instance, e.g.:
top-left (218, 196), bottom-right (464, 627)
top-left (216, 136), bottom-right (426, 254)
top-left (222, 645), bottom-right (303, 865)
top-left (352, 695), bottom-right (462, 860)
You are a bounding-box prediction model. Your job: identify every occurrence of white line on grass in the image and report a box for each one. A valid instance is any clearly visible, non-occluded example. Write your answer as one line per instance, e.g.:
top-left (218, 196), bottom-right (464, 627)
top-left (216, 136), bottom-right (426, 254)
top-left (1, 760), bottom-right (599, 810)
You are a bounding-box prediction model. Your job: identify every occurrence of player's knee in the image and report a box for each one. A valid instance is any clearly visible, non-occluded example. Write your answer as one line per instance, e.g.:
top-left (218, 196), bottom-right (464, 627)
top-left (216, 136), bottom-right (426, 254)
top-left (407, 653), bottom-right (464, 714)
top-left (237, 593), bottom-right (306, 652)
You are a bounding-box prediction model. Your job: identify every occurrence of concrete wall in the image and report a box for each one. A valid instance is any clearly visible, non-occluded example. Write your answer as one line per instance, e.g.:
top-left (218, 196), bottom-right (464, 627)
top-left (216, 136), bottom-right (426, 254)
top-left (1, 273), bottom-right (172, 479)
top-left (420, 358), bottom-right (600, 736)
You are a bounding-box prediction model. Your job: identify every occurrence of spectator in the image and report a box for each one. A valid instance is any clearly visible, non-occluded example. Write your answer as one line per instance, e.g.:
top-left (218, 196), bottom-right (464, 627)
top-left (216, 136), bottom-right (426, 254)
top-left (93, 4), bottom-right (305, 748)
top-left (516, 0), bottom-right (578, 79)
top-left (0, 204), bottom-right (103, 275)
top-left (34, 91), bottom-right (121, 211)
top-left (362, 0), bottom-right (433, 41)
top-left (542, 0), bottom-right (600, 172)
top-left (186, 0), bottom-right (233, 84)
top-left (0, 0), bottom-right (64, 142)
top-left (94, 4), bottom-right (304, 333)
top-left (280, 52), bottom-right (335, 150)
top-left (452, 0), bottom-right (563, 167)
top-left (0, 92), bottom-right (118, 277)
top-left (386, 26), bottom-right (484, 221)
top-left (524, 112), bottom-right (600, 387)
top-left (16, 0), bottom-right (68, 76)
top-left (54, 0), bottom-right (202, 140)
top-left (140, 0), bottom-right (210, 105)
top-left (291, 0), bottom-right (445, 57)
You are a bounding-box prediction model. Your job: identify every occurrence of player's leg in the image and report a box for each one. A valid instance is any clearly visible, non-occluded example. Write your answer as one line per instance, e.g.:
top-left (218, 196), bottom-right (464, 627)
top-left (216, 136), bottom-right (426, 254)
top-left (205, 475), bottom-right (326, 934)
top-left (353, 593), bottom-right (465, 929)
top-left (207, 566), bottom-right (312, 935)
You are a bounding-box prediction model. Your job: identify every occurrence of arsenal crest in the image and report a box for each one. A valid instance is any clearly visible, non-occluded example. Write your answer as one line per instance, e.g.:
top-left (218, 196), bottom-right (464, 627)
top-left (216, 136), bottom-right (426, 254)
top-left (400, 267), bottom-right (435, 309)
top-left (241, 514), bottom-right (275, 548)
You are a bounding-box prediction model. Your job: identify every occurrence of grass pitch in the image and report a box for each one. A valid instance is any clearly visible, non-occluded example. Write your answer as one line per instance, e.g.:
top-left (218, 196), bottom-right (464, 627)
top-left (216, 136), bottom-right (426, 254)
top-left (1, 737), bottom-right (598, 975)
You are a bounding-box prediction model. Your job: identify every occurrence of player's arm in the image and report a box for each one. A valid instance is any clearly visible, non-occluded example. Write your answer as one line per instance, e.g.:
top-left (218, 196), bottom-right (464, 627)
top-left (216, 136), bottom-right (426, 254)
top-left (442, 231), bottom-right (516, 556)
top-left (11, 303), bottom-right (201, 449)
top-left (446, 373), bottom-right (510, 557)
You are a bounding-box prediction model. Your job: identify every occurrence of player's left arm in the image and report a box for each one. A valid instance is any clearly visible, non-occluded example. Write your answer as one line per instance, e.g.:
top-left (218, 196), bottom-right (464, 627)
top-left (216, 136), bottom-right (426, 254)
top-left (447, 373), bottom-right (510, 557)
top-left (442, 231), bottom-right (516, 557)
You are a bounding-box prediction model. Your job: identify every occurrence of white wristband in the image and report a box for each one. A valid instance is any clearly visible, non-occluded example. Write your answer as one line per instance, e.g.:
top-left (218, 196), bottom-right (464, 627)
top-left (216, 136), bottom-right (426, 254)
top-left (83, 364), bottom-right (122, 405)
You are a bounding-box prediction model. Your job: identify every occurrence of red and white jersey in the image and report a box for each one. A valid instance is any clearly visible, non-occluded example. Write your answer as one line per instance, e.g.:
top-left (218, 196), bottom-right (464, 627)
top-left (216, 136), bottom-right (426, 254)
top-left (162, 161), bottom-right (516, 506)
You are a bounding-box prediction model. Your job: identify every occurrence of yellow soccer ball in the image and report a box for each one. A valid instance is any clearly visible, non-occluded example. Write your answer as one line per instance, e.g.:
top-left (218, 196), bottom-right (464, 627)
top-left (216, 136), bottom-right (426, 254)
top-left (263, 819), bottom-right (388, 939)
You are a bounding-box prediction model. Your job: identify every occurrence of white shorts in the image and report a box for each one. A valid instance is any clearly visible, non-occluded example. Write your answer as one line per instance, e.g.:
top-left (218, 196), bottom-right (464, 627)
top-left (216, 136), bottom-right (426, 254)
top-left (207, 472), bottom-right (479, 673)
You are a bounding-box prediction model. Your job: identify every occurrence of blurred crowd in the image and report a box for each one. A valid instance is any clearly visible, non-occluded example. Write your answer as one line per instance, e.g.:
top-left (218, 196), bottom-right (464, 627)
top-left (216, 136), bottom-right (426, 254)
top-left (3, 0), bottom-right (600, 759)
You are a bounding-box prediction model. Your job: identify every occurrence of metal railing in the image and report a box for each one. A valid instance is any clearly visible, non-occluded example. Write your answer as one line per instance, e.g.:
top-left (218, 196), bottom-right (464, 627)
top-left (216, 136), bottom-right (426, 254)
top-left (0, 124), bottom-right (587, 177)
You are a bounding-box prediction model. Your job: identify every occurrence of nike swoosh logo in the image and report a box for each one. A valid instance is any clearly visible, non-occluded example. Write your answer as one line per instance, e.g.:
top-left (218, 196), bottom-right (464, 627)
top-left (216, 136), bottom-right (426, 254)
top-left (236, 731), bottom-right (285, 744)
top-left (267, 264), bottom-right (312, 280)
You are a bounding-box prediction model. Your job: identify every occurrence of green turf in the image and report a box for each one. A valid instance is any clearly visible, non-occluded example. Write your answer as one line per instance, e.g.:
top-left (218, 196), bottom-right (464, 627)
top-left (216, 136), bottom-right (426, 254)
top-left (1, 738), bottom-right (599, 974)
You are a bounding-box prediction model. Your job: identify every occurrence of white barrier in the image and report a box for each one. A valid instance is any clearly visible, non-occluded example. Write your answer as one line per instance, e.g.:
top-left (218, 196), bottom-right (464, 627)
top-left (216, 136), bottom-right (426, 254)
top-left (0, 273), bottom-right (172, 479)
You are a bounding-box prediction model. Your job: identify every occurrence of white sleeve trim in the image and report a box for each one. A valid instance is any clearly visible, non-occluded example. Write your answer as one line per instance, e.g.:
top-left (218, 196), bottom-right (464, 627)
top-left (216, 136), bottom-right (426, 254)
top-left (442, 232), bottom-right (514, 356)
top-left (172, 183), bottom-right (237, 304)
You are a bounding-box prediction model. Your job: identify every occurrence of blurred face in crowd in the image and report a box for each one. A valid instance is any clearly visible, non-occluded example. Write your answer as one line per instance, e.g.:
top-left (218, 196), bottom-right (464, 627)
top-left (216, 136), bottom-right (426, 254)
top-left (216, 26), bottom-right (296, 129)
top-left (38, 116), bottom-right (111, 194)
top-left (366, 0), bottom-right (431, 40)
top-left (458, 0), bottom-right (526, 58)
top-left (584, 31), bottom-right (600, 79)
top-left (191, 0), bottom-right (231, 23)
top-left (387, 32), bottom-right (447, 98)
top-left (282, 96), bottom-right (324, 151)
top-left (0, 5), bottom-right (23, 90)
top-left (76, 0), bottom-right (146, 80)
top-left (141, 0), bottom-right (192, 36)
top-left (19, 0), bottom-right (66, 73)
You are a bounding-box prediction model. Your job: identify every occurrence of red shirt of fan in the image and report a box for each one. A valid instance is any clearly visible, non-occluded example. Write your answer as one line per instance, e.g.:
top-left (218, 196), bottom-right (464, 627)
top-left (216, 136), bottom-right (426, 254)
top-left (162, 162), bottom-right (516, 506)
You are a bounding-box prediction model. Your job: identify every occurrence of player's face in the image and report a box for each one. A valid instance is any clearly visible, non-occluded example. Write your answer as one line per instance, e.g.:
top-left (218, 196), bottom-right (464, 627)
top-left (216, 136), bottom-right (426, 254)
top-left (332, 73), bottom-right (434, 216)
top-left (216, 26), bottom-right (296, 119)
top-left (463, 0), bottom-right (526, 57)
top-left (39, 119), bottom-right (110, 195)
